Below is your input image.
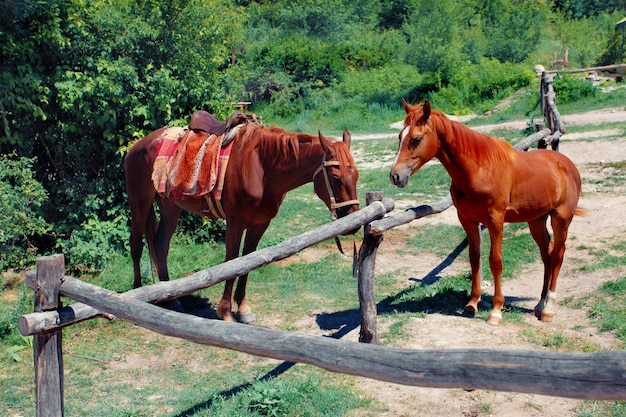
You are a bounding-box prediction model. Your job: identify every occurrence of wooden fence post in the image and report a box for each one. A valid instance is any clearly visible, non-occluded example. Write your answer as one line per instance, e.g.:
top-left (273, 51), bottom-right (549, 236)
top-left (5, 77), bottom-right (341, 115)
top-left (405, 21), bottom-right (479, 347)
top-left (33, 254), bottom-right (65, 417)
top-left (540, 72), bottom-right (563, 151)
top-left (357, 192), bottom-right (384, 344)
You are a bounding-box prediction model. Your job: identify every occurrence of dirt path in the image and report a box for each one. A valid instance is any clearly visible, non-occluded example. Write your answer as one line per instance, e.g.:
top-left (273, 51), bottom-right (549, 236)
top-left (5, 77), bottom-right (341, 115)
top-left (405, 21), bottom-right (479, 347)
top-left (354, 106), bottom-right (626, 140)
top-left (343, 107), bottom-right (626, 416)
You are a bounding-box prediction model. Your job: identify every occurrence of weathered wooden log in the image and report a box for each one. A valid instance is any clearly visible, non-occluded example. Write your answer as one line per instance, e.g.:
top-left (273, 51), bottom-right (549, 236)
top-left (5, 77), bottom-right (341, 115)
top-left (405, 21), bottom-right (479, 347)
top-left (541, 72), bottom-right (566, 139)
top-left (33, 255), bottom-right (65, 417)
top-left (544, 63), bottom-right (626, 75)
top-left (369, 194), bottom-right (453, 235)
top-left (52, 275), bottom-right (626, 401)
top-left (358, 192), bottom-right (384, 344)
top-left (517, 128), bottom-right (550, 151)
top-left (19, 198), bottom-right (395, 336)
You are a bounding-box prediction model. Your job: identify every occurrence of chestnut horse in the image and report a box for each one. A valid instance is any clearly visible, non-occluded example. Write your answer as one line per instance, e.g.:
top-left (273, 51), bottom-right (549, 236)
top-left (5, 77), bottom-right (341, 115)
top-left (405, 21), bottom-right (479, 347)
top-left (125, 120), bottom-right (360, 323)
top-left (390, 100), bottom-right (583, 325)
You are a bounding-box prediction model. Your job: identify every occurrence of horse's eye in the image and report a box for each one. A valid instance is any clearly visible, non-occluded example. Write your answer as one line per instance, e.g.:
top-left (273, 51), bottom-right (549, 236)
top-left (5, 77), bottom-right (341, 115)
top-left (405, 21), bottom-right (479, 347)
top-left (410, 137), bottom-right (421, 146)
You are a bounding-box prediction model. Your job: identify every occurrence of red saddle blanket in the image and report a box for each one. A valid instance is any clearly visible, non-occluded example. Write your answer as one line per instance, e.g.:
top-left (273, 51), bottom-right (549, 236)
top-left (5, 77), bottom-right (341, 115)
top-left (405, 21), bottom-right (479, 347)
top-left (151, 126), bottom-right (233, 201)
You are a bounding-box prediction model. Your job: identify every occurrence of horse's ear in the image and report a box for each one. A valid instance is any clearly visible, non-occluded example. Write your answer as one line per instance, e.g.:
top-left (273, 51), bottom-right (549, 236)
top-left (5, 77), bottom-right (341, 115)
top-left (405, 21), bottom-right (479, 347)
top-left (402, 98), bottom-right (412, 114)
top-left (319, 131), bottom-right (332, 153)
top-left (421, 100), bottom-right (431, 121)
top-left (342, 128), bottom-right (351, 149)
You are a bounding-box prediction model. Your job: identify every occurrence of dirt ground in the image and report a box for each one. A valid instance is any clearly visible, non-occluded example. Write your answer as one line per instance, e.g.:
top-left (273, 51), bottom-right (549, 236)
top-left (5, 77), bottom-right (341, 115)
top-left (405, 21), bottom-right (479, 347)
top-left (108, 105), bottom-right (626, 416)
top-left (337, 107), bottom-right (626, 417)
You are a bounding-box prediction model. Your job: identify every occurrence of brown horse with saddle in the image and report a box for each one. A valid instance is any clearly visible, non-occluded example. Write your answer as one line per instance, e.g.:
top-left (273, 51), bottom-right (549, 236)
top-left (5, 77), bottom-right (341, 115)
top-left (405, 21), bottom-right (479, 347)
top-left (124, 111), bottom-right (360, 323)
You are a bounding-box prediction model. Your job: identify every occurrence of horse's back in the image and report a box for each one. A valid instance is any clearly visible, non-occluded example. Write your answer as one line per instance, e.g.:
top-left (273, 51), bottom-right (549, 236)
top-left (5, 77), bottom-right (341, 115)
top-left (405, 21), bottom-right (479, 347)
top-left (506, 149), bottom-right (581, 222)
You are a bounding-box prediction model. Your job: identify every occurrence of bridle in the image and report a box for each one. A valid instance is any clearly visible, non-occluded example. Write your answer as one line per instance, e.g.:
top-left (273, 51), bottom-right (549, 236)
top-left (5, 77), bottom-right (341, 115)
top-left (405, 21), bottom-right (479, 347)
top-left (313, 153), bottom-right (361, 272)
top-left (313, 156), bottom-right (360, 220)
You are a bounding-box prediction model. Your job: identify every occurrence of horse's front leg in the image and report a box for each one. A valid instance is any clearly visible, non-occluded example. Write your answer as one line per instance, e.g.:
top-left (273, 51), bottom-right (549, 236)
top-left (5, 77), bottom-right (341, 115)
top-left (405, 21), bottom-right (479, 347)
top-left (218, 221), bottom-right (245, 322)
top-left (459, 216), bottom-right (482, 317)
top-left (233, 221), bottom-right (271, 324)
top-left (486, 222), bottom-right (505, 326)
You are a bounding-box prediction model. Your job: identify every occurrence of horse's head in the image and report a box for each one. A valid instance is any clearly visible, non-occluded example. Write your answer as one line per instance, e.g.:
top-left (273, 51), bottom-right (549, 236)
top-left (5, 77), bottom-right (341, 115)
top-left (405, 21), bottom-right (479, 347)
top-left (313, 129), bottom-right (360, 228)
top-left (389, 99), bottom-right (440, 188)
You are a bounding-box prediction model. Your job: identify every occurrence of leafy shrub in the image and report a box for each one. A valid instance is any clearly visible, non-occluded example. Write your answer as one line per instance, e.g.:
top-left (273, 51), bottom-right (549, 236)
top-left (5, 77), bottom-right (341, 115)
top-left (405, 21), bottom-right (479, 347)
top-left (0, 154), bottom-right (49, 270)
top-left (58, 211), bottom-right (129, 272)
top-left (177, 212), bottom-right (226, 244)
top-left (430, 59), bottom-right (535, 114)
top-left (338, 63), bottom-right (425, 104)
top-left (553, 73), bottom-right (597, 103)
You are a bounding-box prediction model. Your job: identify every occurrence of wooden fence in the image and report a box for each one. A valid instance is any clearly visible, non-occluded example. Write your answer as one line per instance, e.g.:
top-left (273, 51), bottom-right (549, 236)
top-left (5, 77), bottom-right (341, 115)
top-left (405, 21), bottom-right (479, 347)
top-left (19, 76), bottom-right (626, 416)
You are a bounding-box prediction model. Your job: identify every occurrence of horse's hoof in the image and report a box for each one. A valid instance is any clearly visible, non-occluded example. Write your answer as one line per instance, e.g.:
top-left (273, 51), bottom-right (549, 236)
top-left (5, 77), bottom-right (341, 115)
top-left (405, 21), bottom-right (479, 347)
top-left (236, 311), bottom-right (257, 324)
top-left (486, 312), bottom-right (502, 326)
top-left (216, 309), bottom-right (235, 322)
top-left (220, 313), bottom-right (236, 323)
top-left (463, 305), bottom-right (477, 318)
top-left (541, 312), bottom-right (554, 323)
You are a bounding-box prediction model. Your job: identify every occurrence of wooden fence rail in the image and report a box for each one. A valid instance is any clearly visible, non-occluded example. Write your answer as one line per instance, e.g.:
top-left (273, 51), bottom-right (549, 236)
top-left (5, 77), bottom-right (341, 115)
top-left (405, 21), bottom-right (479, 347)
top-left (30, 256), bottom-right (626, 404)
top-left (19, 198), bottom-right (395, 336)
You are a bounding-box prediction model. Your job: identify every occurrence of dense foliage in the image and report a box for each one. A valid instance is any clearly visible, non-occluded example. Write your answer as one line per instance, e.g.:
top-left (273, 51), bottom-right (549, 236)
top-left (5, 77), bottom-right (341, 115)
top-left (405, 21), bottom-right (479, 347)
top-left (0, 154), bottom-right (49, 270)
top-left (0, 0), bottom-right (623, 270)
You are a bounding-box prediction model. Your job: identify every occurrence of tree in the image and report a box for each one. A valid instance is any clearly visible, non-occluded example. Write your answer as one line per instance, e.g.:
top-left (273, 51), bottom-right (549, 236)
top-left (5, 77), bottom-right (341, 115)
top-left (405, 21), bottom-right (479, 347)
top-left (0, 154), bottom-right (49, 270)
top-left (402, 0), bottom-right (464, 83)
top-left (1, 0), bottom-right (245, 259)
top-left (481, 0), bottom-right (549, 64)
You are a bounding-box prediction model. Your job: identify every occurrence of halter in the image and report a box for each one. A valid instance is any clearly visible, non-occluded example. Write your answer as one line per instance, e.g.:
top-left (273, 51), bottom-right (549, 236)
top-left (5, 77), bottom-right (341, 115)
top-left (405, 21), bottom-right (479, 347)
top-left (312, 157), bottom-right (360, 220)
top-left (313, 154), bottom-right (360, 270)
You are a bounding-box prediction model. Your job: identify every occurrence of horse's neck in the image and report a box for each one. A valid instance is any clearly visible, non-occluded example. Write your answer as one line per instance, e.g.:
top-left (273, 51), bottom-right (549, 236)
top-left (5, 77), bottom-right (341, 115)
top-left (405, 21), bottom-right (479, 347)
top-left (266, 139), bottom-right (324, 193)
top-left (433, 116), bottom-right (480, 178)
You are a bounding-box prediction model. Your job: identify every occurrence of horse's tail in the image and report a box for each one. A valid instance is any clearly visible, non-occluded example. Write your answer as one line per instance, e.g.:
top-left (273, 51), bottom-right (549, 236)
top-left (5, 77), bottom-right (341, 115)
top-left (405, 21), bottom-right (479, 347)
top-left (145, 202), bottom-right (158, 262)
top-left (574, 206), bottom-right (587, 217)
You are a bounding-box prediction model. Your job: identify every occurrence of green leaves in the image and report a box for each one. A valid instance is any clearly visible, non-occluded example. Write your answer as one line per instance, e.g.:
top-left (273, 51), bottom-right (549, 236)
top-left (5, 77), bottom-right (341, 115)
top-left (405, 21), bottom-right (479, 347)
top-left (0, 154), bottom-right (49, 270)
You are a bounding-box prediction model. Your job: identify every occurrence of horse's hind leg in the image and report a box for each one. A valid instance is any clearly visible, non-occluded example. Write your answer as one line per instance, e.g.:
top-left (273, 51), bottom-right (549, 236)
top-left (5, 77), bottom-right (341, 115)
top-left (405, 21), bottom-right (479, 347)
top-left (538, 213), bottom-right (571, 322)
top-left (128, 197), bottom-right (156, 289)
top-left (153, 198), bottom-right (182, 282)
top-left (528, 216), bottom-right (553, 320)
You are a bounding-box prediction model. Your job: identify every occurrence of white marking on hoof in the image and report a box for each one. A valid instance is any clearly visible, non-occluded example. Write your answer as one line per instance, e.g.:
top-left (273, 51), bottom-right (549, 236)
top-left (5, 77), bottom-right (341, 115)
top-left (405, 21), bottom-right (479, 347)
top-left (487, 311), bottom-right (502, 326)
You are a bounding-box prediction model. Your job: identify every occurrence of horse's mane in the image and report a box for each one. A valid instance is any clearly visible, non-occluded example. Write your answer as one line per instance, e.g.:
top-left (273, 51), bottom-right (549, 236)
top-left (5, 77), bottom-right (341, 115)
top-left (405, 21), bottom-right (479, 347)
top-left (407, 108), bottom-right (516, 165)
top-left (236, 124), bottom-right (327, 177)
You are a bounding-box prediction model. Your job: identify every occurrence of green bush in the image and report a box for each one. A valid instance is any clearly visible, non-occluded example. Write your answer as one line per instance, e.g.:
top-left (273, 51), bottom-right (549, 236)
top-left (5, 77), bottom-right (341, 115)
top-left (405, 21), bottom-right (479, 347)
top-left (58, 211), bottom-right (129, 272)
top-left (338, 63), bottom-right (424, 104)
top-left (0, 154), bottom-right (49, 271)
top-left (430, 59), bottom-right (535, 114)
top-left (553, 73), bottom-right (597, 103)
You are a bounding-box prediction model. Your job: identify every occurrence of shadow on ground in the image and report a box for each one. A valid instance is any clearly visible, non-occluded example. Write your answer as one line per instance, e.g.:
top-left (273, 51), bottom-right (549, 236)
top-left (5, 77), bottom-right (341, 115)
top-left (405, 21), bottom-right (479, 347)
top-left (170, 237), bottom-right (536, 416)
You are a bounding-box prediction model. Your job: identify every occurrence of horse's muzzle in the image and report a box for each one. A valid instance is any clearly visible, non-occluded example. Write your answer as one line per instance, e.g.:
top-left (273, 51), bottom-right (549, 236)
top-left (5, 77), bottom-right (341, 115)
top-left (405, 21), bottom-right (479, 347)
top-left (390, 170), bottom-right (409, 187)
